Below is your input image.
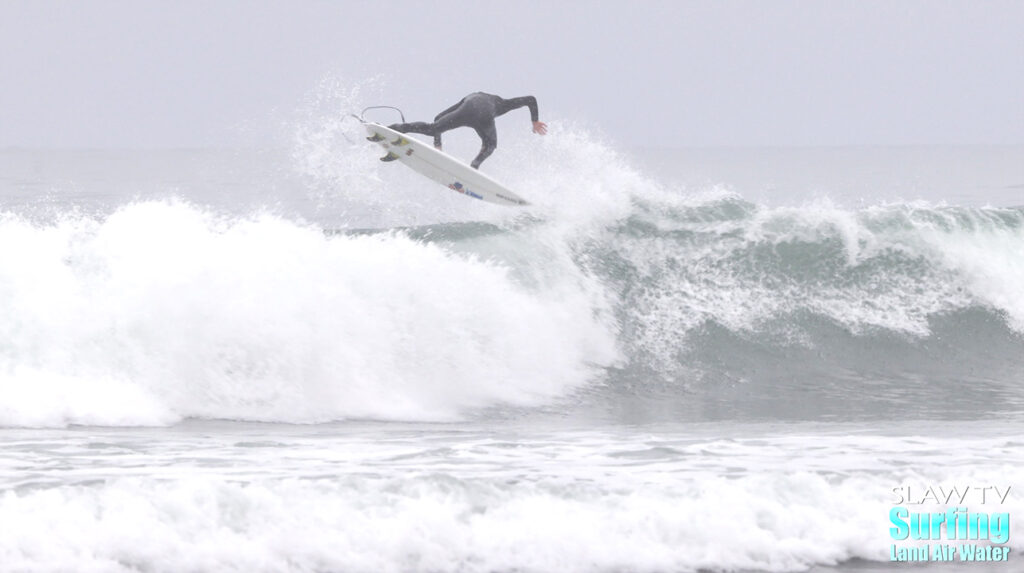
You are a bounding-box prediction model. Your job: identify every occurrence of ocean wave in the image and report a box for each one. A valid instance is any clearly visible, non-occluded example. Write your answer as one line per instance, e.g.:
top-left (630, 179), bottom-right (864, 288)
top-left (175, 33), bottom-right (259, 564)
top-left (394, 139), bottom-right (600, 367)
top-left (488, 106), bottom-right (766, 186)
top-left (604, 199), bottom-right (1024, 369)
top-left (2, 122), bottom-right (1023, 426)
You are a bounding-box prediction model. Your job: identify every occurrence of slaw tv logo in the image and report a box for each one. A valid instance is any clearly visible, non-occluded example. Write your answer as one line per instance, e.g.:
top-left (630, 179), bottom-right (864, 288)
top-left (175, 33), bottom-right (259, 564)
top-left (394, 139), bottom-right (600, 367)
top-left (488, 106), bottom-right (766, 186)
top-left (889, 485), bottom-right (1011, 563)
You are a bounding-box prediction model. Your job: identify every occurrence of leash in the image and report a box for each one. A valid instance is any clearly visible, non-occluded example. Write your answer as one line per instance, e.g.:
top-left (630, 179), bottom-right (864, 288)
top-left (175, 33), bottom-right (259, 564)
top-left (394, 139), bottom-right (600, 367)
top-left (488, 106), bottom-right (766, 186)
top-left (357, 105), bottom-right (406, 123)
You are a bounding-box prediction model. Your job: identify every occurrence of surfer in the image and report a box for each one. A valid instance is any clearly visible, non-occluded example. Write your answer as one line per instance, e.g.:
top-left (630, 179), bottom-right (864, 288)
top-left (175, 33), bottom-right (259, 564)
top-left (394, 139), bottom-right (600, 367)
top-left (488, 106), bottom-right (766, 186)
top-left (388, 92), bottom-right (547, 169)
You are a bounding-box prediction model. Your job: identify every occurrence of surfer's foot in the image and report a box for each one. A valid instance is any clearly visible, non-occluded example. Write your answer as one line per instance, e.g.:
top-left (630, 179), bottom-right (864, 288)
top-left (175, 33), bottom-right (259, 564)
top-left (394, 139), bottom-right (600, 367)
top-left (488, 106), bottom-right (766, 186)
top-left (380, 152), bottom-right (400, 162)
top-left (388, 123), bottom-right (406, 132)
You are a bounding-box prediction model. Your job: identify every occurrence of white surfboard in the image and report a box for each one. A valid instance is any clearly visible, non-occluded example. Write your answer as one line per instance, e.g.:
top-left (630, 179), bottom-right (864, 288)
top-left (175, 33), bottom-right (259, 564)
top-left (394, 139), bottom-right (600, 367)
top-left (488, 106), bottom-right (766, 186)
top-left (365, 123), bottom-right (530, 207)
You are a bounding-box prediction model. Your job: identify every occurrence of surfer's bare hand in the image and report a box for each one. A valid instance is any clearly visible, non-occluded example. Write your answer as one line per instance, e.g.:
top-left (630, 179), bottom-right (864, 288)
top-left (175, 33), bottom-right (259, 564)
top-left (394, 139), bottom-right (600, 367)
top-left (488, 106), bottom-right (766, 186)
top-left (532, 121), bottom-right (548, 135)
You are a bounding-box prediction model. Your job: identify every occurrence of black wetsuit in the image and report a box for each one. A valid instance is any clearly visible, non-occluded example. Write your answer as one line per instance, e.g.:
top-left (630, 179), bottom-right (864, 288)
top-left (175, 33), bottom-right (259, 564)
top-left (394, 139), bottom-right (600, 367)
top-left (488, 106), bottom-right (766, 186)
top-left (389, 92), bottom-right (539, 169)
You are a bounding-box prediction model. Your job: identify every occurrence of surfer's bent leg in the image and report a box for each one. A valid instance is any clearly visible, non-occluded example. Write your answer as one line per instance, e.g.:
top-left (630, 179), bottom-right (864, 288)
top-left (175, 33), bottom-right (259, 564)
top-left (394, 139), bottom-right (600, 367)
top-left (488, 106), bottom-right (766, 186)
top-left (470, 123), bottom-right (497, 169)
top-left (390, 111), bottom-right (462, 149)
top-left (389, 122), bottom-right (435, 136)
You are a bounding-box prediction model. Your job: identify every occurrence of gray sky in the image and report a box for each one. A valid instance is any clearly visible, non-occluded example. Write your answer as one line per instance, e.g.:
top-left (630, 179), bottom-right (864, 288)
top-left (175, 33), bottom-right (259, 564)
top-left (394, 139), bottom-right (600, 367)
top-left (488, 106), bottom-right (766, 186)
top-left (1, 0), bottom-right (1022, 148)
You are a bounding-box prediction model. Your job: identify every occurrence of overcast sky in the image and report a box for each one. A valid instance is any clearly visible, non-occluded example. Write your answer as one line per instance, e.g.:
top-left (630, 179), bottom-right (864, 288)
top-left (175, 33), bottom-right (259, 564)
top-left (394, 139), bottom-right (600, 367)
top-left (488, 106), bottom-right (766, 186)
top-left (1, 0), bottom-right (1022, 148)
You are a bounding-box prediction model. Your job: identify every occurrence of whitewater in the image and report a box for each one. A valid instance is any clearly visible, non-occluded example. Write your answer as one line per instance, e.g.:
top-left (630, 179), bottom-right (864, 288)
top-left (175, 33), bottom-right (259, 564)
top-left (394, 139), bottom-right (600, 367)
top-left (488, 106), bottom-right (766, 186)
top-left (1, 103), bottom-right (1023, 570)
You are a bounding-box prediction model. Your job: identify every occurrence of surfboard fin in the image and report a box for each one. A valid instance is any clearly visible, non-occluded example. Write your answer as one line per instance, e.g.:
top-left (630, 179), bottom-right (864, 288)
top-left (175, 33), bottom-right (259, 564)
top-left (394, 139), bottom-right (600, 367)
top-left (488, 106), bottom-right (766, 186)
top-left (380, 152), bottom-right (400, 162)
top-left (366, 133), bottom-right (385, 142)
top-left (390, 136), bottom-right (409, 146)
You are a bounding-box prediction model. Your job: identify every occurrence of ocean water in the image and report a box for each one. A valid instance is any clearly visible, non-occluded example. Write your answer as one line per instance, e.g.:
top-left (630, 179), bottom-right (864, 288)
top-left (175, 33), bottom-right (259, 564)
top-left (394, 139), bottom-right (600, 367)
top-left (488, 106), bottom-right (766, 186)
top-left (1, 121), bottom-right (1023, 572)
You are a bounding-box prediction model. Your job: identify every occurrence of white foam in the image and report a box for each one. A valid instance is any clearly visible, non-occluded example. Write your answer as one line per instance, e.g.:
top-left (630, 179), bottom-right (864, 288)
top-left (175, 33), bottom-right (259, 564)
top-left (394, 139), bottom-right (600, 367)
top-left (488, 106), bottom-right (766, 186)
top-left (0, 201), bottom-right (619, 428)
top-left (3, 430), bottom-right (1022, 572)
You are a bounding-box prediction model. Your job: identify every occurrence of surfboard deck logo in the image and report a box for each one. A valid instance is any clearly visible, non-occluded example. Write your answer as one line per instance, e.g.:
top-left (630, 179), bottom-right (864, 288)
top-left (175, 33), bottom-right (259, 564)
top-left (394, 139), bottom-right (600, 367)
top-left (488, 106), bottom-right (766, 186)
top-left (448, 181), bottom-right (484, 200)
top-left (364, 123), bottom-right (530, 207)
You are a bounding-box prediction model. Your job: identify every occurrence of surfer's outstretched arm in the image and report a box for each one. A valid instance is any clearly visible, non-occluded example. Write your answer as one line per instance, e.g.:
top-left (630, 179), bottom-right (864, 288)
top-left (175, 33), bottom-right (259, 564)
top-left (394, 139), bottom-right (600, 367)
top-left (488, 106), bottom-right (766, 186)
top-left (497, 96), bottom-right (538, 121)
top-left (496, 95), bottom-right (546, 135)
